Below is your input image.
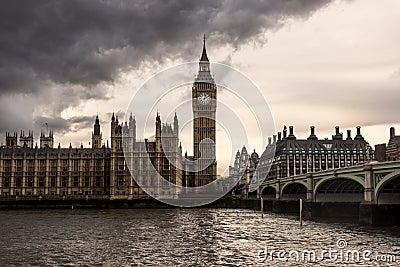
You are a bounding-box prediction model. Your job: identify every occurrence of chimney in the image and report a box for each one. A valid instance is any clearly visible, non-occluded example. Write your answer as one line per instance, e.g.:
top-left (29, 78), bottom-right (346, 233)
top-left (310, 126), bottom-right (315, 136)
top-left (268, 137), bottom-right (272, 145)
top-left (307, 126), bottom-right (317, 140)
top-left (283, 126), bottom-right (287, 138)
top-left (278, 132), bottom-right (282, 141)
top-left (354, 126), bottom-right (364, 140)
top-left (390, 127), bottom-right (395, 139)
top-left (273, 135), bottom-right (277, 143)
top-left (332, 126), bottom-right (343, 140)
top-left (287, 126), bottom-right (296, 139)
top-left (347, 130), bottom-right (352, 140)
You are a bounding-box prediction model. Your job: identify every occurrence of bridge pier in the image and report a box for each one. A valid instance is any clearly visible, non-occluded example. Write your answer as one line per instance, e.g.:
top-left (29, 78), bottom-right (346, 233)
top-left (363, 164), bottom-right (375, 203)
top-left (306, 173), bottom-right (313, 201)
top-left (275, 181), bottom-right (280, 200)
top-left (359, 203), bottom-right (400, 225)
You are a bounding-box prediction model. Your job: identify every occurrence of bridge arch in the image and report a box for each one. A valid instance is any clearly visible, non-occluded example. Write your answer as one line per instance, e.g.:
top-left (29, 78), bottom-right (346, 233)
top-left (281, 182), bottom-right (307, 200)
top-left (314, 175), bottom-right (364, 192)
top-left (375, 171), bottom-right (400, 204)
top-left (260, 186), bottom-right (276, 200)
top-left (314, 176), bottom-right (364, 202)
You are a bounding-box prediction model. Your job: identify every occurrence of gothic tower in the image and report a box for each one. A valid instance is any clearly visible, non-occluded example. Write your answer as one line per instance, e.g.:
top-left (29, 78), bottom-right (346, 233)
top-left (155, 112), bottom-right (162, 173)
top-left (192, 35), bottom-right (217, 186)
top-left (110, 113), bottom-right (123, 196)
top-left (19, 130), bottom-right (34, 148)
top-left (92, 115), bottom-right (102, 148)
top-left (6, 132), bottom-right (18, 148)
top-left (110, 113), bottom-right (123, 152)
top-left (129, 112), bottom-right (136, 148)
top-left (40, 130), bottom-right (54, 148)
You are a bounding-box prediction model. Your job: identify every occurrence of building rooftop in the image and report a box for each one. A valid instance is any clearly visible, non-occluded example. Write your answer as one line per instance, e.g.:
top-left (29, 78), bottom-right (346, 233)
top-left (0, 147), bottom-right (110, 157)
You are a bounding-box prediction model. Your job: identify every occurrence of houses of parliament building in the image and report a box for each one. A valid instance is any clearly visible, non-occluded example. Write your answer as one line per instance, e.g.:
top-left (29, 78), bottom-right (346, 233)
top-left (0, 37), bottom-right (218, 199)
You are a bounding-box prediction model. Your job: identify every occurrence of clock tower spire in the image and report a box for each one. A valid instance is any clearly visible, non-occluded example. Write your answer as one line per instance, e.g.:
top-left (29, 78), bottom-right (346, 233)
top-left (192, 34), bottom-right (217, 187)
top-left (195, 34), bottom-right (213, 83)
top-left (200, 34), bottom-right (209, 61)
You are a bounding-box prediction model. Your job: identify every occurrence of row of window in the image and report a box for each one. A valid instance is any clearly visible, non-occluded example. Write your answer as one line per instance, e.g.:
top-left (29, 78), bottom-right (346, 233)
top-left (3, 191), bottom-right (106, 197)
top-left (1, 160), bottom-right (105, 169)
top-left (284, 148), bottom-right (364, 152)
top-left (2, 176), bottom-right (104, 188)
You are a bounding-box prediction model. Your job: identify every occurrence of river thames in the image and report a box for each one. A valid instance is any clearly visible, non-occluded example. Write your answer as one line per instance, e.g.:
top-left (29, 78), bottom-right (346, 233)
top-left (0, 209), bottom-right (398, 266)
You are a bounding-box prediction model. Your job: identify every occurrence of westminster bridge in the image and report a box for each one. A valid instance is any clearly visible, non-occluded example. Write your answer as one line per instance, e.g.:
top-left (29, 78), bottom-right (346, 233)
top-left (256, 161), bottom-right (400, 225)
top-left (259, 161), bottom-right (400, 204)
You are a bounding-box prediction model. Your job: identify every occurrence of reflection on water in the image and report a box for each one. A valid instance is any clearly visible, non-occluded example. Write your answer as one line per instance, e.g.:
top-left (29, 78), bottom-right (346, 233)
top-left (0, 209), bottom-right (398, 266)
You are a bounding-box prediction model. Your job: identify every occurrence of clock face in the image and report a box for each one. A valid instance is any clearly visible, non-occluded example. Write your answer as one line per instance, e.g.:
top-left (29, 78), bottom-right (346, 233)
top-left (198, 93), bottom-right (211, 105)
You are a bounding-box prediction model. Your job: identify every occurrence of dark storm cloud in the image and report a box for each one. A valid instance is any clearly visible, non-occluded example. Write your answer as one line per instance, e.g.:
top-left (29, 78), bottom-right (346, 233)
top-left (105, 111), bottom-right (125, 122)
top-left (34, 115), bottom-right (95, 134)
top-left (0, 0), bottom-right (333, 97)
top-left (34, 116), bottom-right (69, 133)
top-left (0, 114), bottom-right (97, 146)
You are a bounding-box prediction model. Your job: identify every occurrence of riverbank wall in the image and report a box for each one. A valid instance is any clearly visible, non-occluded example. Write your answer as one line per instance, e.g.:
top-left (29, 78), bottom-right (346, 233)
top-left (0, 197), bottom-right (398, 226)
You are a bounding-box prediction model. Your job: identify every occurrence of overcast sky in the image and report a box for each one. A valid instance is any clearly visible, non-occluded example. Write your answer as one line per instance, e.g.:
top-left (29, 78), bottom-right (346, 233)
top-left (1, 0), bottom-right (399, 174)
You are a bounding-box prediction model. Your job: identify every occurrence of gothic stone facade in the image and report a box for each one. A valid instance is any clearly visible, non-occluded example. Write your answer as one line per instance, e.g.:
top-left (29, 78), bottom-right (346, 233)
top-left (110, 112), bottom-right (182, 199)
top-left (229, 146), bottom-right (259, 198)
top-left (0, 39), bottom-right (217, 198)
top-left (0, 132), bottom-right (110, 197)
top-left (0, 113), bottom-right (182, 199)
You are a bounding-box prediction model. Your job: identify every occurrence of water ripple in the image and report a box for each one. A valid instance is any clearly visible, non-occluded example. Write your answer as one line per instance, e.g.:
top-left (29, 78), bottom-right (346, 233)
top-left (0, 209), bottom-right (398, 266)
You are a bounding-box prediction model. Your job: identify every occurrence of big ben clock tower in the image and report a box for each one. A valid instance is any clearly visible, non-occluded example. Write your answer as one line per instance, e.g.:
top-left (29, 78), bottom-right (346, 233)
top-left (192, 35), bottom-right (217, 186)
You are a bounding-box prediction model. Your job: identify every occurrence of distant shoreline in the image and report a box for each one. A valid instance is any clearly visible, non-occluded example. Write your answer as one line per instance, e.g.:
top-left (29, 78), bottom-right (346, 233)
top-left (0, 196), bottom-right (256, 210)
top-left (1, 197), bottom-right (399, 227)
